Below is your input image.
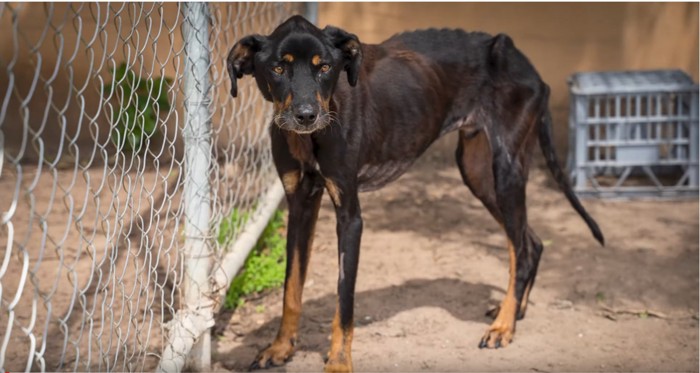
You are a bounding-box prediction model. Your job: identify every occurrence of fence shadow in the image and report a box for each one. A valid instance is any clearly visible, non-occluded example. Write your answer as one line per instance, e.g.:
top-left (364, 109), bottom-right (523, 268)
top-left (215, 278), bottom-right (501, 371)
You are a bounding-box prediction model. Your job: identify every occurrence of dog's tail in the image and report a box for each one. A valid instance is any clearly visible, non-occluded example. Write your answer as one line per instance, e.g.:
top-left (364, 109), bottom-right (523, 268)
top-left (538, 90), bottom-right (605, 246)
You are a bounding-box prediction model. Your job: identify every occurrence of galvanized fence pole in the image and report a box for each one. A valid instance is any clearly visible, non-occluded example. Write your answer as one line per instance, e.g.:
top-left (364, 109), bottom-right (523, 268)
top-left (305, 1), bottom-right (318, 23)
top-left (158, 3), bottom-right (214, 372)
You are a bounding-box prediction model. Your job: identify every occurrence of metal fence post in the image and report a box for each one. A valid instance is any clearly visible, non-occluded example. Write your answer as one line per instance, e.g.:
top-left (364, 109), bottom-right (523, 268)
top-left (186, 3), bottom-right (214, 371)
top-left (182, 2), bottom-right (214, 371)
top-left (305, 1), bottom-right (318, 23)
top-left (159, 3), bottom-right (214, 372)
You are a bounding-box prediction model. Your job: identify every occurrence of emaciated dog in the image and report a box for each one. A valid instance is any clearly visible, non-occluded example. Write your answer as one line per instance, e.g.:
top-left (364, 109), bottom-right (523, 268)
top-left (227, 15), bottom-right (604, 373)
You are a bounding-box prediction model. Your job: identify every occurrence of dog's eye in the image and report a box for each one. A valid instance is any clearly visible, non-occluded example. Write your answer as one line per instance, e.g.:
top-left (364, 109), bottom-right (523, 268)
top-left (320, 64), bottom-right (331, 73)
top-left (273, 66), bottom-right (284, 75)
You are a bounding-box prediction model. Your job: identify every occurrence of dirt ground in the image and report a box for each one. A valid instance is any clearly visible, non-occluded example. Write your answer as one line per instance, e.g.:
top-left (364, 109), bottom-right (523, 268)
top-left (1, 153), bottom-right (697, 372)
top-left (211, 156), bottom-right (699, 372)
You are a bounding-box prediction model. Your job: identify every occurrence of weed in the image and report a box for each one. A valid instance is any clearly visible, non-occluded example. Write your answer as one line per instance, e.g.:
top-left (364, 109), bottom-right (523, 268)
top-left (217, 208), bottom-right (252, 247)
top-left (595, 291), bottom-right (606, 303)
top-left (103, 63), bottom-right (172, 153)
top-left (222, 209), bottom-right (287, 310)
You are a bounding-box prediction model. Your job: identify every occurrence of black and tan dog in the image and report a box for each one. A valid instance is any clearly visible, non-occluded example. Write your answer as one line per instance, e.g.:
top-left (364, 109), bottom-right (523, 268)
top-left (227, 15), bottom-right (604, 372)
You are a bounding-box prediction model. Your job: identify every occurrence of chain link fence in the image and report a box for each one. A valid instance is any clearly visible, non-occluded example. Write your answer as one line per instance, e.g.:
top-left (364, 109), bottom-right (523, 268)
top-left (0, 2), bottom-right (307, 371)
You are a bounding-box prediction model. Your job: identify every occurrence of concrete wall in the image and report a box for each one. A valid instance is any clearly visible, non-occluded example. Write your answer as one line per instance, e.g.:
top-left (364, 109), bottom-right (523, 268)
top-left (319, 2), bottom-right (699, 163)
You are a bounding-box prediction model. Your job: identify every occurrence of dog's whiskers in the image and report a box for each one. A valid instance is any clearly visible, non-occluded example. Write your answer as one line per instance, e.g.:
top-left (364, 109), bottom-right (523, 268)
top-left (325, 111), bottom-right (341, 135)
top-left (272, 111), bottom-right (339, 135)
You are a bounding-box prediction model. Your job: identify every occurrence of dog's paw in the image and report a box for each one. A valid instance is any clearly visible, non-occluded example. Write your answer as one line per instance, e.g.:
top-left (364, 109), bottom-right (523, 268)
top-left (249, 339), bottom-right (295, 371)
top-left (478, 321), bottom-right (514, 349)
top-left (324, 358), bottom-right (352, 373)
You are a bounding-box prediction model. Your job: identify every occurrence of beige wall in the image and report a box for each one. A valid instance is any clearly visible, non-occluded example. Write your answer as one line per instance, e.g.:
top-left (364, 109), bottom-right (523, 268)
top-left (0, 3), bottom-right (293, 164)
top-left (0, 3), bottom-right (185, 163)
top-left (1, 3), bottom-right (697, 164)
top-left (319, 2), bottom-right (699, 161)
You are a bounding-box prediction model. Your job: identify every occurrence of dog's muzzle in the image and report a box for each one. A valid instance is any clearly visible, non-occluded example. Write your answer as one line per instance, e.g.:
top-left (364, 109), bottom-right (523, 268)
top-left (274, 104), bottom-right (330, 134)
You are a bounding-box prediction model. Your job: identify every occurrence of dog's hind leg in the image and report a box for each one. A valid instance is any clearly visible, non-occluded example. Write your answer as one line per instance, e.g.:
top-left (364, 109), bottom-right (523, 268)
top-left (516, 226), bottom-right (544, 319)
top-left (455, 111), bottom-right (543, 348)
top-left (250, 169), bottom-right (324, 370)
top-left (483, 225), bottom-right (543, 321)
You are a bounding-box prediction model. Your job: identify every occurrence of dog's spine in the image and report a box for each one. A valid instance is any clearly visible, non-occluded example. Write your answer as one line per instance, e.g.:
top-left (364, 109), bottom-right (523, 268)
top-left (538, 87), bottom-right (605, 246)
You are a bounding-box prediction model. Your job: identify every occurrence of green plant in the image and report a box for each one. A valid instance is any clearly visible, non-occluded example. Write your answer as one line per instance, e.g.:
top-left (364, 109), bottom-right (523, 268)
top-left (595, 291), bottom-right (606, 303)
top-left (103, 63), bottom-right (173, 153)
top-left (217, 208), bottom-right (252, 246)
top-left (223, 209), bottom-right (287, 310)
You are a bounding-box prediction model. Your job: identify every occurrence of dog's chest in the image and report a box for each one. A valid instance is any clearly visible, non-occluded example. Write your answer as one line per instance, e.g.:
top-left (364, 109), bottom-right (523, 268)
top-left (285, 141), bottom-right (412, 192)
top-left (286, 134), bottom-right (315, 164)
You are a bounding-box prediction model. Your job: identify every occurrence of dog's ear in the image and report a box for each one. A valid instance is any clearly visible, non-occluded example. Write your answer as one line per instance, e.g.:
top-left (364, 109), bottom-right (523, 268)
top-left (227, 34), bottom-right (266, 97)
top-left (323, 26), bottom-right (362, 87)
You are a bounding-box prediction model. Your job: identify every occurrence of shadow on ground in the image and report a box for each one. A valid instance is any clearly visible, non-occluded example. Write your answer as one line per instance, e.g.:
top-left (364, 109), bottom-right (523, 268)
top-left (214, 278), bottom-right (501, 371)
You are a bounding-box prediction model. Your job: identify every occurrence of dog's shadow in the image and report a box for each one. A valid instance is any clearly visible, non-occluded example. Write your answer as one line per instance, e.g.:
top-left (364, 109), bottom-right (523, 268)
top-left (215, 278), bottom-right (501, 371)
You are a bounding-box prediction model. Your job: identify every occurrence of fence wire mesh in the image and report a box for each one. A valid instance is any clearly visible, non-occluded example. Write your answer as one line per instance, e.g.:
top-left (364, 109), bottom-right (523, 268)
top-left (0, 2), bottom-right (301, 371)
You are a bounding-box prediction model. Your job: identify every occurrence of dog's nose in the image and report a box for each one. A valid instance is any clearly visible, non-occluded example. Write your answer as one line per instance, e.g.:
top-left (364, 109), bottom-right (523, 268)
top-left (293, 104), bottom-right (317, 125)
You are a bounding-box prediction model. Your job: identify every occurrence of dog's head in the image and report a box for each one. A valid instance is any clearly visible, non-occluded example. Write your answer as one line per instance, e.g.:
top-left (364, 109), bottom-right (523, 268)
top-left (227, 15), bottom-right (362, 134)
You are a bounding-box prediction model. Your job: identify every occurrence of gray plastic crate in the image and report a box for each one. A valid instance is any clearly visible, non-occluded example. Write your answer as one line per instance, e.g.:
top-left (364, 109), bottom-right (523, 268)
top-left (567, 69), bottom-right (699, 199)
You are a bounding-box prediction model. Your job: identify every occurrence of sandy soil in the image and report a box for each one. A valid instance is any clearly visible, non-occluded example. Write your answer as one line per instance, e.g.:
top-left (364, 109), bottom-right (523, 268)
top-left (1, 155), bottom-right (697, 372)
top-left (211, 158), bottom-right (699, 372)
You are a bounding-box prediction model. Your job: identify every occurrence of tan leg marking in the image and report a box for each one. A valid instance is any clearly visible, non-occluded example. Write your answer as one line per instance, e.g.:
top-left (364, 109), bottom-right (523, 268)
top-left (282, 171), bottom-right (300, 195)
top-left (481, 239), bottom-right (517, 348)
top-left (325, 178), bottom-right (342, 207)
top-left (519, 281), bottom-right (533, 318)
top-left (252, 251), bottom-right (302, 367)
top-left (251, 179), bottom-right (323, 369)
top-left (325, 303), bottom-right (353, 373)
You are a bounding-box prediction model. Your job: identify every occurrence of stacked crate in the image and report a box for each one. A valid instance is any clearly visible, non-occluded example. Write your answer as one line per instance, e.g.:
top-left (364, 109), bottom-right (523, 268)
top-left (567, 69), bottom-right (699, 198)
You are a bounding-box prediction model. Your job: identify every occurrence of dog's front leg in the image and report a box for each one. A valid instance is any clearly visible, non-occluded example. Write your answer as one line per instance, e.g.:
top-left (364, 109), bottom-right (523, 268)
top-left (250, 169), bottom-right (324, 370)
top-left (324, 178), bottom-right (362, 373)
